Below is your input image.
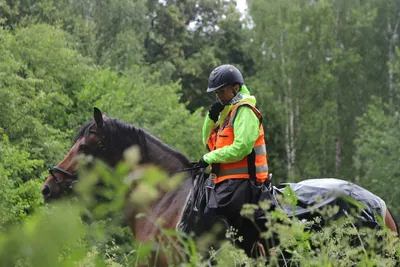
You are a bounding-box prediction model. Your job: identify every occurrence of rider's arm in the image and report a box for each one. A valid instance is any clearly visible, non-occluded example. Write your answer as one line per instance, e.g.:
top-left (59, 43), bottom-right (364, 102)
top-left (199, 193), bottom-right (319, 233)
top-left (203, 107), bottom-right (260, 164)
top-left (202, 115), bottom-right (216, 147)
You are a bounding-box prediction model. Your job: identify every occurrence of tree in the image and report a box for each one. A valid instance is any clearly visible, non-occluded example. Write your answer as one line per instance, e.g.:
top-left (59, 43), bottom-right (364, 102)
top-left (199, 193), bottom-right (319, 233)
top-left (75, 66), bottom-right (205, 160)
top-left (248, 0), bottom-right (341, 180)
top-left (354, 98), bottom-right (400, 215)
top-left (0, 24), bottom-right (94, 165)
top-left (247, 0), bottom-right (397, 183)
top-left (0, 132), bottom-right (43, 225)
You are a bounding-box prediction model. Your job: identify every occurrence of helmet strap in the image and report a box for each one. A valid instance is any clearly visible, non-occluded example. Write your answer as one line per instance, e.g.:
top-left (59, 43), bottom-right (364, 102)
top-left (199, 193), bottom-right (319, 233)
top-left (228, 92), bottom-right (243, 105)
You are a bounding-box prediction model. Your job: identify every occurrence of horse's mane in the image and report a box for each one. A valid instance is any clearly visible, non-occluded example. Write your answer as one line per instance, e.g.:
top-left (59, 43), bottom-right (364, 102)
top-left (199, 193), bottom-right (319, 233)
top-left (74, 117), bottom-right (191, 168)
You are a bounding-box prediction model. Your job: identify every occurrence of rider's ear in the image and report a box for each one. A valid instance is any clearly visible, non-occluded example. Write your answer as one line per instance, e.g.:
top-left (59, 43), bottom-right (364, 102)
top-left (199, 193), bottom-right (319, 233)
top-left (233, 84), bottom-right (240, 93)
top-left (93, 107), bottom-right (104, 128)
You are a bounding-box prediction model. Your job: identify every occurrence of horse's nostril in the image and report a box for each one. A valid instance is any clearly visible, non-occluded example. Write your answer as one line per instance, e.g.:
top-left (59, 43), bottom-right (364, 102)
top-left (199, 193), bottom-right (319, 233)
top-left (41, 185), bottom-right (51, 196)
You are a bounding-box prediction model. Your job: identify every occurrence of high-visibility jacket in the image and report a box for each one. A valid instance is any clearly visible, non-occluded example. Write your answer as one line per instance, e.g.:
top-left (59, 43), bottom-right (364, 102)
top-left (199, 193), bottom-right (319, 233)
top-left (206, 102), bottom-right (269, 184)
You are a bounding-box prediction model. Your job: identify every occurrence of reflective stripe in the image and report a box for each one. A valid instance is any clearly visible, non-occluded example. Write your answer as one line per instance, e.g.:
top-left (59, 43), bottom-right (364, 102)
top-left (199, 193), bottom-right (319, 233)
top-left (219, 167), bottom-right (248, 176)
top-left (256, 165), bottom-right (268, 173)
top-left (219, 165), bottom-right (268, 176)
top-left (254, 145), bottom-right (266, 155)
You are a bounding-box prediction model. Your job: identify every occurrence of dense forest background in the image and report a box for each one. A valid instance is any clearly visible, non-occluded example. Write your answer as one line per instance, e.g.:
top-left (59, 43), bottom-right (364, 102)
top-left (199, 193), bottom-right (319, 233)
top-left (0, 0), bottom-right (399, 264)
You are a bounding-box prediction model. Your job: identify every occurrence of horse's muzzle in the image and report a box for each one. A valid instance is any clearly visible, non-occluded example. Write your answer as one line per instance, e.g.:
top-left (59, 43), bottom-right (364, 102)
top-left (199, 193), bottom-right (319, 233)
top-left (41, 184), bottom-right (51, 197)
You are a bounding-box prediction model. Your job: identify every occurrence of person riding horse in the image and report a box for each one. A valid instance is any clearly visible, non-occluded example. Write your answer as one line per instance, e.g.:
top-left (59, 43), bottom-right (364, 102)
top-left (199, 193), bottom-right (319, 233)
top-left (196, 64), bottom-right (270, 233)
top-left (42, 106), bottom-right (398, 263)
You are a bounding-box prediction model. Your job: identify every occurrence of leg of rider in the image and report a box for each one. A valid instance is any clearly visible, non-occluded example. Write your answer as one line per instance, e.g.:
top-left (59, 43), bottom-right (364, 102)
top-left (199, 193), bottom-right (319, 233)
top-left (201, 177), bottom-right (219, 234)
top-left (216, 179), bottom-right (262, 257)
top-left (201, 180), bottom-right (235, 235)
top-left (202, 179), bottom-right (251, 234)
top-left (203, 206), bottom-right (218, 231)
top-left (216, 179), bottom-right (251, 230)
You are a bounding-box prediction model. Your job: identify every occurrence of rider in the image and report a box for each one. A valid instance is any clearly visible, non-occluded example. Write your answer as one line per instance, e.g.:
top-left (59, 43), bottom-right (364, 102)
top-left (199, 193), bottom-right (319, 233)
top-left (197, 64), bottom-right (269, 231)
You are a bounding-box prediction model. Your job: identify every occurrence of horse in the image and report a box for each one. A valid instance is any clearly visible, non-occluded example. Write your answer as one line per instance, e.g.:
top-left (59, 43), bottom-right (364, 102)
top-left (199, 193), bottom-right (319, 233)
top-left (41, 108), bottom-right (197, 248)
top-left (42, 108), bottom-right (399, 263)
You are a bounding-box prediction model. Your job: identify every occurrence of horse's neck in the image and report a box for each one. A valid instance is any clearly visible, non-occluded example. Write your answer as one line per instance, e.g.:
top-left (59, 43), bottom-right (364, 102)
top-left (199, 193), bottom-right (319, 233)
top-left (128, 130), bottom-right (193, 234)
top-left (142, 135), bottom-right (189, 173)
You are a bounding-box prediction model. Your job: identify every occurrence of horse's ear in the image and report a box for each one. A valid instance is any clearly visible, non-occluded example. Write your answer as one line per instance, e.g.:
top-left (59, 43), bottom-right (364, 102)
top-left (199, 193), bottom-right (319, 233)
top-left (93, 107), bottom-right (103, 128)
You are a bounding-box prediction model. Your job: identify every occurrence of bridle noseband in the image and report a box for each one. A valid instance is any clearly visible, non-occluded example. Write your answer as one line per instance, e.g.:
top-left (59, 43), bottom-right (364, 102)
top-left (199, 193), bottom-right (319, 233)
top-left (48, 165), bottom-right (78, 192)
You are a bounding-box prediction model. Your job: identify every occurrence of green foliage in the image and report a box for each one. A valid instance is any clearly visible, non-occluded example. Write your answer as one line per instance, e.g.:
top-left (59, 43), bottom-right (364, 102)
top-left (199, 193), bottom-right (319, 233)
top-left (354, 97), bottom-right (400, 215)
top-left (248, 0), bottom-right (341, 181)
top-left (242, 194), bottom-right (400, 266)
top-left (2, 0), bottom-right (400, 185)
top-left (76, 66), bottom-right (205, 160)
top-left (1, 0), bottom-right (400, 265)
top-left (1, 156), bottom-right (398, 266)
top-left (0, 24), bottom-right (93, 169)
top-left (0, 203), bottom-right (86, 267)
top-left (79, 0), bottom-right (149, 69)
top-left (248, 0), bottom-right (400, 182)
top-left (0, 133), bottom-right (43, 182)
top-left (0, 133), bottom-right (44, 226)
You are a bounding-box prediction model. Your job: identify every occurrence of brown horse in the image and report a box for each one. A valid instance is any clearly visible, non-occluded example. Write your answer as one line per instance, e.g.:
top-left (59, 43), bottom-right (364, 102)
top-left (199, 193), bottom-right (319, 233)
top-left (42, 108), bottom-right (398, 262)
top-left (41, 108), bottom-right (197, 247)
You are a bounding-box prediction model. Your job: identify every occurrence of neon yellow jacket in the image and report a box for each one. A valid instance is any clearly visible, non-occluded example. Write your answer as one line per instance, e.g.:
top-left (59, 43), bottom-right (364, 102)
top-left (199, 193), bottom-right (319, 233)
top-left (202, 85), bottom-right (262, 164)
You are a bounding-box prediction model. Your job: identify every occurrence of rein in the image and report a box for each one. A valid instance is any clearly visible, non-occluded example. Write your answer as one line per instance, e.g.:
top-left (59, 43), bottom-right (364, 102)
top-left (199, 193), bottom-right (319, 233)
top-left (169, 164), bottom-right (203, 174)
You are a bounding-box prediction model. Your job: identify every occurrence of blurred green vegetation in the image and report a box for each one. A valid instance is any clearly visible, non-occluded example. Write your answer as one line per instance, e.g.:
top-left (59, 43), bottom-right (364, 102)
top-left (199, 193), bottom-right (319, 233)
top-left (0, 155), bottom-right (398, 266)
top-left (1, 0), bottom-right (400, 265)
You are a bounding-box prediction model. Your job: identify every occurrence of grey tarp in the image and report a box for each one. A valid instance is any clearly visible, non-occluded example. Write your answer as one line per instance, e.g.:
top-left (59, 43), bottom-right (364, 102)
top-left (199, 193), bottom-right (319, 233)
top-left (264, 178), bottom-right (385, 228)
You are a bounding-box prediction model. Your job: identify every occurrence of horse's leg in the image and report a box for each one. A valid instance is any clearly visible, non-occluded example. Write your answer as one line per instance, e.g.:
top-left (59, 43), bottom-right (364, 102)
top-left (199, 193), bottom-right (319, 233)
top-left (385, 208), bottom-right (399, 236)
top-left (133, 222), bottom-right (170, 267)
top-left (132, 208), bottom-right (187, 266)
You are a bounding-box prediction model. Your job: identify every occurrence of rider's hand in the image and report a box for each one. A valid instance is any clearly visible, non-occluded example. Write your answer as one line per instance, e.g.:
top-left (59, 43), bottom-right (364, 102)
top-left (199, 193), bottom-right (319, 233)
top-left (208, 102), bottom-right (224, 123)
top-left (197, 157), bottom-right (209, 168)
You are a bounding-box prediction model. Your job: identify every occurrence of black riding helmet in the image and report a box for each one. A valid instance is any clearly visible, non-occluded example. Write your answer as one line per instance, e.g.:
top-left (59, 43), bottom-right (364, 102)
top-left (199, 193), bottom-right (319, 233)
top-left (207, 64), bottom-right (244, 93)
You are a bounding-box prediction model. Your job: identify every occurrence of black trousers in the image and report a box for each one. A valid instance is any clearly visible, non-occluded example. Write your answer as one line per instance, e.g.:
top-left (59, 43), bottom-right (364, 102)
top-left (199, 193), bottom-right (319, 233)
top-left (203, 178), bottom-right (251, 230)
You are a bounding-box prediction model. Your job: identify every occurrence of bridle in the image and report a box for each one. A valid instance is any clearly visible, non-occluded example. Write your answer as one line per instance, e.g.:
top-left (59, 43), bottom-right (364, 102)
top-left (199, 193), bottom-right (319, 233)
top-left (47, 128), bottom-right (107, 194)
top-left (48, 165), bottom-right (78, 192)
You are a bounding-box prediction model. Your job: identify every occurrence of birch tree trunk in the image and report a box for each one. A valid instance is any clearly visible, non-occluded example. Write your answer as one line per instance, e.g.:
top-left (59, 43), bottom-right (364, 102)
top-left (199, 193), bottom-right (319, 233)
top-left (285, 78), bottom-right (296, 178)
top-left (335, 135), bottom-right (341, 176)
top-left (387, 15), bottom-right (400, 106)
top-left (280, 21), bottom-right (296, 178)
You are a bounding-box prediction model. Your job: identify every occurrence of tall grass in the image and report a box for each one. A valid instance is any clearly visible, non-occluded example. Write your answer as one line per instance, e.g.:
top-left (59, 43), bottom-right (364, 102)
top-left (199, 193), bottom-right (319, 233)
top-left (0, 151), bottom-right (398, 266)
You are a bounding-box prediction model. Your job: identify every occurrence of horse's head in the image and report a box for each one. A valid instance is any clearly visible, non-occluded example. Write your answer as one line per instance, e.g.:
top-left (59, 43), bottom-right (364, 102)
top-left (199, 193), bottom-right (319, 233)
top-left (41, 107), bottom-right (111, 201)
top-left (42, 107), bottom-right (192, 202)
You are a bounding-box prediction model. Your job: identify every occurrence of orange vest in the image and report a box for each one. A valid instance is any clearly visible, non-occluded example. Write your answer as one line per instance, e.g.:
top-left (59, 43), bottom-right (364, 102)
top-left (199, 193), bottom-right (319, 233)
top-left (206, 102), bottom-right (269, 184)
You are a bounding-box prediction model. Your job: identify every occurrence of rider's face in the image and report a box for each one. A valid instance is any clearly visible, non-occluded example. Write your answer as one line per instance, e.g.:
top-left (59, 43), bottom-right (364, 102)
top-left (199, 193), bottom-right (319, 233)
top-left (215, 84), bottom-right (238, 103)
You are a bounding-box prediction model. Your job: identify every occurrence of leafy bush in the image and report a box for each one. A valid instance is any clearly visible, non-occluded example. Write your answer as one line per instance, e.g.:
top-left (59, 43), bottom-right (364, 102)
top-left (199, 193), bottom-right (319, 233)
top-left (0, 132), bottom-right (44, 226)
top-left (0, 152), bottom-right (398, 266)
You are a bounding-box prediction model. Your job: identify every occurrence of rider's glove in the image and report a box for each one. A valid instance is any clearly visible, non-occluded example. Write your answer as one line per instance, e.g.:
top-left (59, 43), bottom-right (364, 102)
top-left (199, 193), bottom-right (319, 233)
top-left (197, 157), bottom-right (209, 168)
top-left (208, 102), bottom-right (224, 123)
